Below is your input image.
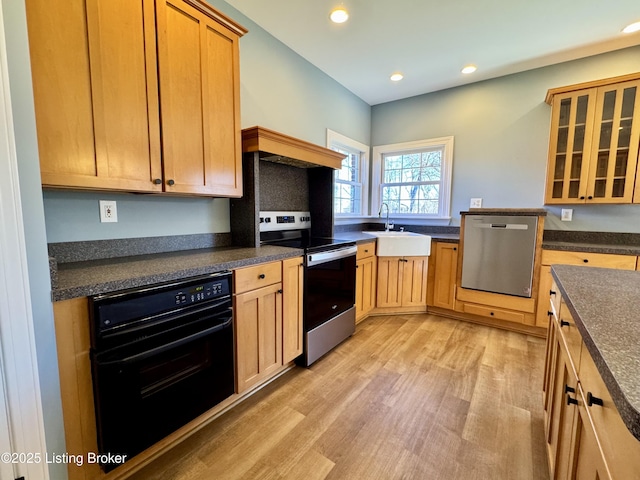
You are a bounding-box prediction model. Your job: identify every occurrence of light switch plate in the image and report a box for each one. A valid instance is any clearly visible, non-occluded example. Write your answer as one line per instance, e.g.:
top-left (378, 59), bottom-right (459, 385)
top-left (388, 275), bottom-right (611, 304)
top-left (470, 198), bottom-right (483, 208)
top-left (99, 200), bottom-right (118, 223)
top-left (561, 208), bottom-right (573, 221)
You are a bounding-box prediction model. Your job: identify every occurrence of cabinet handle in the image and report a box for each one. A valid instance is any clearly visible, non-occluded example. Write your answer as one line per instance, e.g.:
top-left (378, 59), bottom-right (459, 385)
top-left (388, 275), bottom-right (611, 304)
top-left (566, 395), bottom-right (578, 406)
top-left (153, 178), bottom-right (162, 185)
top-left (564, 384), bottom-right (575, 394)
top-left (364, 249), bottom-right (369, 253)
top-left (550, 290), bottom-right (556, 296)
top-left (547, 310), bottom-right (553, 317)
top-left (167, 179), bottom-right (175, 186)
top-left (583, 258), bottom-right (589, 263)
top-left (258, 274), bottom-right (266, 279)
top-left (560, 320), bottom-right (570, 327)
top-left (355, 265), bottom-right (359, 269)
top-left (587, 392), bottom-right (604, 407)
top-left (579, 196), bottom-right (585, 200)
top-left (587, 196), bottom-right (593, 200)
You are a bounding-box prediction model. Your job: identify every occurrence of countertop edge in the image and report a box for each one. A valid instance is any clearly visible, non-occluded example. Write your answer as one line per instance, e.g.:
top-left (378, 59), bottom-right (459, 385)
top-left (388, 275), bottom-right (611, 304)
top-left (52, 248), bottom-right (303, 302)
top-left (551, 265), bottom-right (640, 441)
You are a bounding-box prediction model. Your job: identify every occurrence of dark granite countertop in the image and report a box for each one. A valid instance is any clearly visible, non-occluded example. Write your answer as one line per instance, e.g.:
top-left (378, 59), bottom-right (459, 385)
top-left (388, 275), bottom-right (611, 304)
top-left (52, 245), bottom-right (303, 302)
top-left (542, 241), bottom-right (640, 256)
top-left (551, 265), bottom-right (640, 440)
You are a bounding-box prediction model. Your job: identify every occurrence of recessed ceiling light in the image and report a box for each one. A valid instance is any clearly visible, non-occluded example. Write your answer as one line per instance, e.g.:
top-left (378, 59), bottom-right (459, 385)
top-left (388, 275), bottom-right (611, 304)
top-left (461, 65), bottom-right (477, 74)
top-left (330, 7), bottom-right (349, 24)
top-left (390, 73), bottom-right (404, 82)
top-left (622, 21), bottom-right (640, 33)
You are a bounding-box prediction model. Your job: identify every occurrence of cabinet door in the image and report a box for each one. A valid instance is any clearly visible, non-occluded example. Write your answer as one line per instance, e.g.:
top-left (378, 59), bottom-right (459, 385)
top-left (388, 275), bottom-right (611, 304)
top-left (282, 257), bottom-right (303, 364)
top-left (571, 396), bottom-right (613, 480)
top-left (356, 255), bottom-right (376, 322)
top-left (234, 283), bottom-right (283, 393)
top-left (432, 242), bottom-right (458, 310)
top-left (376, 257), bottom-right (402, 308)
top-left (588, 80), bottom-right (640, 203)
top-left (156, 0), bottom-right (242, 196)
top-left (26, 0), bottom-right (162, 192)
top-left (546, 336), bottom-right (579, 480)
top-left (401, 257), bottom-right (428, 307)
top-left (545, 89), bottom-right (597, 204)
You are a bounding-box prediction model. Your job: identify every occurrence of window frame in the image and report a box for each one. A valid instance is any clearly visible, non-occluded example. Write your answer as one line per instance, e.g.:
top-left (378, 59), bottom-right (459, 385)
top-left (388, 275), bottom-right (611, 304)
top-left (327, 129), bottom-right (370, 218)
top-left (372, 136), bottom-right (454, 222)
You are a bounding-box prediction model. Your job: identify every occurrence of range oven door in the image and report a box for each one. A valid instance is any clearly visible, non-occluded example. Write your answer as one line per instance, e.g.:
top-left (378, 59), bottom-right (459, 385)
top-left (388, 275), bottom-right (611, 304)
top-left (304, 246), bottom-right (357, 331)
top-left (91, 307), bottom-right (234, 471)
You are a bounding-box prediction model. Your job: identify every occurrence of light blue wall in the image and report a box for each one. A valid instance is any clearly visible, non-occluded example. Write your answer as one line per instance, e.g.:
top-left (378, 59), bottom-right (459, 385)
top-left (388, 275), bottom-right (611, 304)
top-left (3, 0), bottom-right (67, 478)
top-left (372, 45), bottom-right (640, 231)
top-left (40, 0), bottom-right (372, 244)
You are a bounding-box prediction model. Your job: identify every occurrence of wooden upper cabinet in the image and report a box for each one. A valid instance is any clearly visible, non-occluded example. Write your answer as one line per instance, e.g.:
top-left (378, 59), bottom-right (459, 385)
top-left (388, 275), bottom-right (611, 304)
top-left (545, 74), bottom-right (640, 204)
top-left (156, 0), bottom-right (243, 196)
top-left (27, 0), bottom-right (162, 192)
top-left (26, 0), bottom-right (245, 196)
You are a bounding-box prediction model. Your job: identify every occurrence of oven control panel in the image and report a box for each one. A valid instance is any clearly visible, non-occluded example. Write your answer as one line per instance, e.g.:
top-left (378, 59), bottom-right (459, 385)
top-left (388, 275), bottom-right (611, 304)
top-left (259, 211), bottom-right (311, 232)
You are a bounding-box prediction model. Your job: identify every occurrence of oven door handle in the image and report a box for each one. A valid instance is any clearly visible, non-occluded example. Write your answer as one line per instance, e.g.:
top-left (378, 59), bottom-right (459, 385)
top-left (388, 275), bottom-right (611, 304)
top-left (96, 315), bottom-right (232, 366)
top-left (306, 245), bottom-right (357, 266)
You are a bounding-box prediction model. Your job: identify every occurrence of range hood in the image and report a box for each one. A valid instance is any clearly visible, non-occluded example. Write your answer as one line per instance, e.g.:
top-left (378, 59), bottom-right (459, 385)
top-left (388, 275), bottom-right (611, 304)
top-left (241, 126), bottom-right (345, 169)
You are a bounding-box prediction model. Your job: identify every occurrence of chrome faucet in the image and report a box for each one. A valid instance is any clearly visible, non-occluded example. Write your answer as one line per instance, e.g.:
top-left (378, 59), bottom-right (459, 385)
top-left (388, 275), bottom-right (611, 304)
top-left (378, 203), bottom-right (393, 231)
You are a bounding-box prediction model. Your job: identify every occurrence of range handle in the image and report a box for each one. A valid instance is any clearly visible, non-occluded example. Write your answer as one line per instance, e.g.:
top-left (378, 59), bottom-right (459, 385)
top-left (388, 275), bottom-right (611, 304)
top-left (307, 245), bottom-right (357, 266)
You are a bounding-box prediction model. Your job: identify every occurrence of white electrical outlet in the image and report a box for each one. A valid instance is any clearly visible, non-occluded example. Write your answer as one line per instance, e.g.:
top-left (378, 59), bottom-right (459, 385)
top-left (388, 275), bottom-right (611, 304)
top-left (470, 198), bottom-right (483, 208)
top-left (561, 208), bottom-right (573, 222)
top-left (99, 200), bottom-right (118, 223)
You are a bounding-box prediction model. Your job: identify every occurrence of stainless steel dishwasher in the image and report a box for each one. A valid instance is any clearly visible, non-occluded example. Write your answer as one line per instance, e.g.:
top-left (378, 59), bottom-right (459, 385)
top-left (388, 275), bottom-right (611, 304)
top-left (461, 215), bottom-right (538, 298)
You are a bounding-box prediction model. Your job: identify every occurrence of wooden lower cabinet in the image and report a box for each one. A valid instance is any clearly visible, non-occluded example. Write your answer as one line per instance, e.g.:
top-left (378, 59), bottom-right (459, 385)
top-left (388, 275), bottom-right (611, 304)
top-left (355, 241), bottom-right (377, 322)
top-left (234, 282), bottom-right (283, 393)
top-left (430, 242), bottom-right (458, 310)
top-left (543, 286), bottom-right (640, 480)
top-left (376, 256), bottom-right (428, 310)
top-left (282, 256), bottom-right (303, 363)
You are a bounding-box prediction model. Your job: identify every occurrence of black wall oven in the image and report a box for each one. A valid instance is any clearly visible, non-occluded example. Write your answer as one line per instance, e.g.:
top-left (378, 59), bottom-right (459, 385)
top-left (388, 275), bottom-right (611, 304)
top-left (89, 272), bottom-right (234, 471)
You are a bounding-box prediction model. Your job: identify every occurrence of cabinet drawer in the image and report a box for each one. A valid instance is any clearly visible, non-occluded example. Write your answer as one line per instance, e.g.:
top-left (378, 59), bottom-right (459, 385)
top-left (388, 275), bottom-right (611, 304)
top-left (549, 278), bottom-right (561, 318)
top-left (234, 261), bottom-right (282, 294)
top-left (462, 303), bottom-right (525, 323)
top-left (541, 250), bottom-right (636, 269)
top-left (357, 241), bottom-right (376, 260)
top-left (579, 349), bottom-right (640, 479)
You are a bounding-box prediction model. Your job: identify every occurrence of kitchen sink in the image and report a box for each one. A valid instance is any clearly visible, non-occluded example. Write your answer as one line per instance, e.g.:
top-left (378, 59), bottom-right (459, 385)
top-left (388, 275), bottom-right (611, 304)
top-left (364, 231), bottom-right (431, 257)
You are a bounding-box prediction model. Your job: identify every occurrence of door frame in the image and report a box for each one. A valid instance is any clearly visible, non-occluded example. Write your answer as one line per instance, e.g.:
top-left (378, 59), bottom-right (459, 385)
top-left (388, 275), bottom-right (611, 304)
top-left (0, 1), bottom-right (49, 478)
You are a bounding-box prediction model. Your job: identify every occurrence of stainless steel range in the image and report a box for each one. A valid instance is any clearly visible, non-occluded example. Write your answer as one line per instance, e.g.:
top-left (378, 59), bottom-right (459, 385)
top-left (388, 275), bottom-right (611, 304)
top-left (260, 211), bottom-right (357, 366)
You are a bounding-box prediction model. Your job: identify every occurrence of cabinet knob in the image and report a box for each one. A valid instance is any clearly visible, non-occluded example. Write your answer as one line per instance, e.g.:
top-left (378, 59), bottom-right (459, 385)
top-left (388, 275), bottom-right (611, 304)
top-left (587, 196), bottom-right (593, 200)
top-left (579, 196), bottom-right (585, 200)
top-left (153, 178), bottom-right (162, 185)
top-left (550, 290), bottom-right (556, 296)
top-left (258, 274), bottom-right (266, 279)
top-left (490, 312), bottom-right (494, 316)
top-left (566, 395), bottom-right (578, 406)
top-left (564, 384), bottom-right (575, 394)
top-left (277, 289), bottom-right (283, 294)
top-left (364, 249), bottom-right (369, 253)
top-left (167, 179), bottom-right (175, 186)
top-left (355, 265), bottom-right (359, 269)
top-left (547, 311), bottom-right (553, 317)
top-left (453, 247), bottom-right (457, 251)
top-left (587, 392), bottom-right (604, 407)
top-left (560, 320), bottom-right (570, 328)
top-left (583, 259), bottom-right (589, 263)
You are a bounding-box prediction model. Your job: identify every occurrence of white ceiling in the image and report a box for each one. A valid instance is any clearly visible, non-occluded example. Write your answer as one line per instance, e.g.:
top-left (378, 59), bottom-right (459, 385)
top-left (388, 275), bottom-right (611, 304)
top-left (223, 0), bottom-right (640, 105)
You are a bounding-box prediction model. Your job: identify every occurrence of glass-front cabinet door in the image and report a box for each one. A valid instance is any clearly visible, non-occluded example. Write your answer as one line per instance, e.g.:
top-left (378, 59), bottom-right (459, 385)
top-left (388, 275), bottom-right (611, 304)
top-left (545, 77), bottom-right (640, 205)
top-left (587, 80), bottom-right (640, 203)
top-left (545, 89), bottom-right (596, 204)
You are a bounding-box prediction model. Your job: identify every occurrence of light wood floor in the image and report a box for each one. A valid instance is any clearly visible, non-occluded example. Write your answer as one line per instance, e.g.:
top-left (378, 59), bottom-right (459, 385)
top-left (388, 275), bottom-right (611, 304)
top-left (129, 314), bottom-right (550, 480)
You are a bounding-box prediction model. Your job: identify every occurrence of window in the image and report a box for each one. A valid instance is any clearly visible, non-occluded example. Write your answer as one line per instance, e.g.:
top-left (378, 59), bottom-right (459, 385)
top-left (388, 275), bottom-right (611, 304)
top-left (327, 130), bottom-right (369, 217)
top-left (372, 137), bottom-right (453, 220)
